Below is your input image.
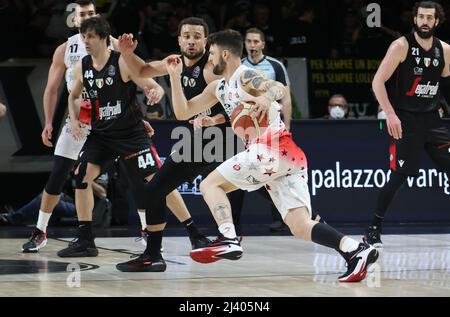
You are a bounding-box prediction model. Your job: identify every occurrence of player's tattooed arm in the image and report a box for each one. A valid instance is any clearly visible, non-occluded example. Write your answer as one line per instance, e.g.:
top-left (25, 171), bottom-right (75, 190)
top-left (239, 69), bottom-right (286, 101)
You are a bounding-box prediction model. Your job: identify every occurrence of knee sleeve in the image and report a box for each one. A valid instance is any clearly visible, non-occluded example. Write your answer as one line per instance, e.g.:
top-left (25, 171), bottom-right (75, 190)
top-left (45, 156), bottom-right (76, 195)
top-left (146, 207), bottom-right (167, 225)
top-left (74, 161), bottom-right (88, 190)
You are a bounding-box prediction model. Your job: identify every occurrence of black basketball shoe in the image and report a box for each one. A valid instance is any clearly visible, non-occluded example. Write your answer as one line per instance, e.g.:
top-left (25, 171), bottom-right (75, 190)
top-left (116, 253), bottom-right (166, 272)
top-left (57, 238), bottom-right (99, 257)
top-left (338, 243), bottom-right (379, 282)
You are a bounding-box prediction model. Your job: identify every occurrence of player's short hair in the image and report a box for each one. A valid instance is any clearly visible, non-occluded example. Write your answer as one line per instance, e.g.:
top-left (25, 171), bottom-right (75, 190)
top-left (209, 29), bottom-right (243, 57)
top-left (76, 0), bottom-right (96, 7)
top-left (80, 16), bottom-right (111, 46)
top-left (245, 28), bottom-right (265, 42)
top-left (413, 1), bottom-right (446, 25)
top-left (178, 17), bottom-right (209, 37)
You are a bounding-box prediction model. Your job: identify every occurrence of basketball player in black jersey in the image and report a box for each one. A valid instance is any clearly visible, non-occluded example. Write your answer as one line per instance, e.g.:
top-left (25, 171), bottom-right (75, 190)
top-left (114, 17), bottom-right (254, 272)
top-left (365, 1), bottom-right (450, 247)
top-left (56, 17), bottom-right (204, 268)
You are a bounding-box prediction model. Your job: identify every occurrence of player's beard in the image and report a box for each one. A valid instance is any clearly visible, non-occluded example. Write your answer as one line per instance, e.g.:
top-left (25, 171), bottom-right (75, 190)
top-left (181, 48), bottom-right (204, 60)
top-left (414, 23), bottom-right (436, 39)
top-left (212, 56), bottom-right (226, 75)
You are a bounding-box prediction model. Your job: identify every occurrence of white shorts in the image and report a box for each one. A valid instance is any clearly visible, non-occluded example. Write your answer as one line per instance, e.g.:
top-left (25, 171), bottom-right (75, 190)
top-left (54, 120), bottom-right (90, 160)
top-left (216, 132), bottom-right (312, 219)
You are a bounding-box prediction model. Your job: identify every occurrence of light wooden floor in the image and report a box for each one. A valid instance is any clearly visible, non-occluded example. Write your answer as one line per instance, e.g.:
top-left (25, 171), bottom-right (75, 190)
top-left (0, 234), bottom-right (449, 297)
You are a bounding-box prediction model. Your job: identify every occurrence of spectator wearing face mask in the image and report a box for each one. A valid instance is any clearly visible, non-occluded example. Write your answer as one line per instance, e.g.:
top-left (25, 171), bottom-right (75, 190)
top-left (325, 94), bottom-right (349, 119)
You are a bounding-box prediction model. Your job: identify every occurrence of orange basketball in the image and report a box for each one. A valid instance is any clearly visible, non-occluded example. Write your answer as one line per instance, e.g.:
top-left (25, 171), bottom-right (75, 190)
top-left (230, 101), bottom-right (269, 140)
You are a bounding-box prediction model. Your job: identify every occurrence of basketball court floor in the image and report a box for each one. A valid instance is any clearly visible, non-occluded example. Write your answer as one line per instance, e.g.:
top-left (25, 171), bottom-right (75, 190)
top-left (0, 233), bottom-right (449, 297)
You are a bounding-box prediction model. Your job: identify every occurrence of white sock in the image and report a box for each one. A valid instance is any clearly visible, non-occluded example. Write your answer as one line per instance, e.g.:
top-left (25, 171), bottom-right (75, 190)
top-left (36, 210), bottom-right (51, 233)
top-left (340, 237), bottom-right (360, 253)
top-left (218, 223), bottom-right (237, 239)
top-left (138, 210), bottom-right (147, 231)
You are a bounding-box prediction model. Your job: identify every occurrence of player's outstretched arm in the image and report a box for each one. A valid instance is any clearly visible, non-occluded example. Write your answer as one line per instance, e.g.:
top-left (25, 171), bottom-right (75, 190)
top-left (166, 56), bottom-right (218, 120)
top-left (118, 33), bottom-right (168, 78)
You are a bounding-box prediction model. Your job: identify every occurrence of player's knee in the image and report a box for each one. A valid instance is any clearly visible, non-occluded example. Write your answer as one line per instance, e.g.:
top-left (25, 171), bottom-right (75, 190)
top-left (45, 156), bottom-right (76, 195)
top-left (146, 209), bottom-right (167, 226)
top-left (74, 161), bottom-right (90, 190)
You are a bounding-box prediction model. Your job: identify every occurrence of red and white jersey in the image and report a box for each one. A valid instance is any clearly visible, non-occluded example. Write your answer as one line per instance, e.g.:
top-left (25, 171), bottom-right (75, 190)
top-left (215, 64), bottom-right (285, 140)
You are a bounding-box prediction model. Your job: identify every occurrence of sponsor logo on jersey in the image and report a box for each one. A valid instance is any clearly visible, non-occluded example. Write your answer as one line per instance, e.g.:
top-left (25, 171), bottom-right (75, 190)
top-left (405, 77), bottom-right (439, 98)
top-left (89, 90), bottom-right (98, 98)
top-left (88, 79), bottom-right (94, 87)
top-left (99, 100), bottom-right (122, 120)
top-left (413, 67), bottom-right (423, 76)
top-left (105, 77), bottom-right (113, 85)
top-left (398, 160), bottom-right (405, 167)
top-left (108, 65), bottom-right (116, 76)
top-left (434, 47), bottom-right (441, 58)
top-left (433, 59), bottom-right (439, 67)
top-left (192, 66), bottom-right (201, 78)
top-left (96, 79), bottom-right (104, 89)
top-left (188, 78), bottom-right (196, 87)
top-left (69, 55), bottom-right (81, 63)
top-left (415, 57), bottom-right (421, 65)
top-left (424, 57), bottom-right (431, 67)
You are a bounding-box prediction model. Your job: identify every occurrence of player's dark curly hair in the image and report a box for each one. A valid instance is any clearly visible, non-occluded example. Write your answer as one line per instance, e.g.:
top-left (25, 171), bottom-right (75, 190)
top-left (80, 16), bottom-right (111, 46)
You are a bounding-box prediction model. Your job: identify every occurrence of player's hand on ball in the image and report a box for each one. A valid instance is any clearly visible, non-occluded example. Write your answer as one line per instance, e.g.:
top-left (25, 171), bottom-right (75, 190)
top-left (248, 96), bottom-right (270, 122)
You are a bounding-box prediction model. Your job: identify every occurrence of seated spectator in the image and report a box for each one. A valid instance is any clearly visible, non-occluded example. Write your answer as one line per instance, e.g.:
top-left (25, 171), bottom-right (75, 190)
top-left (324, 94), bottom-right (349, 119)
top-left (0, 171), bottom-right (112, 228)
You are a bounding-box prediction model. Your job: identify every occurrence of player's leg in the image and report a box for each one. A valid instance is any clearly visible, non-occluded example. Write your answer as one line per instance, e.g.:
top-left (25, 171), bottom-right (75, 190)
top-left (365, 111), bottom-right (421, 247)
top-left (22, 156), bottom-right (76, 253)
top-left (425, 113), bottom-right (450, 175)
top-left (189, 169), bottom-right (243, 263)
top-left (268, 174), bottom-right (378, 283)
top-left (57, 161), bottom-right (102, 257)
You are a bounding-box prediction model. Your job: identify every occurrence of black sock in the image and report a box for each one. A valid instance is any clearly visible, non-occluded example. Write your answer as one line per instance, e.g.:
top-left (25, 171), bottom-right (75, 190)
top-left (182, 218), bottom-right (199, 237)
top-left (145, 230), bottom-right (163, 257)
top-left (311, 223), bottom-right (344, 250)
top-left (78, 221), bottom-right (93, 241)
top-left (371, 214), bottom-right (384, 228)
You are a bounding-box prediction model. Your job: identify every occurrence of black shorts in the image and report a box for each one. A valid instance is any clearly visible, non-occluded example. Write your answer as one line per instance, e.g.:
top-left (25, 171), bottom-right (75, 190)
top-left (79, 128), bottom-right (162, 180)
top-left (390, 110), bottom-right (450, 176)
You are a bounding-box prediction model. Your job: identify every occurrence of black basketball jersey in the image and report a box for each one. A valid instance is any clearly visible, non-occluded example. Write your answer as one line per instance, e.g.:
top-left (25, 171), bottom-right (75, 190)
top-left (82, 51), bottom-right (142, 136)
top-left (180, 52), bottom-right (232, 162)
top-left (386, 33), bottom-right (444, 112)
top-left (181, 52), bottom-right (225, 120)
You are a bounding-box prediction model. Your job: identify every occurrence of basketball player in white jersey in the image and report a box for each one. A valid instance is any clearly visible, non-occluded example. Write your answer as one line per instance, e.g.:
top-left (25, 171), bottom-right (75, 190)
top-left (21, 0), bottom-right (195, 254)
top-left (165, 29), bottom-right (379, 282)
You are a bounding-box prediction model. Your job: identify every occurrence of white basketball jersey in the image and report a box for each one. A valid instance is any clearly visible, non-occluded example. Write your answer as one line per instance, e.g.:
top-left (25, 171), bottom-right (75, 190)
top-left (215, 65), bottom-right (285, 133)
top-left (64, 33), bottom-right (88, 92)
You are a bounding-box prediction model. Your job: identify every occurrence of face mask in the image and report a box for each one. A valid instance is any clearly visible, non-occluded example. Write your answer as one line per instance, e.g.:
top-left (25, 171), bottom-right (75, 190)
top-left (377, 111), bottom-right (387, 120)
top-left (330, 106), bottom-right (345, 119)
